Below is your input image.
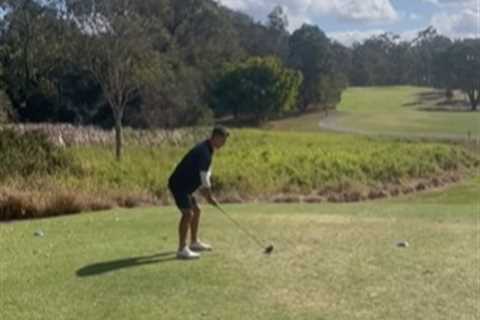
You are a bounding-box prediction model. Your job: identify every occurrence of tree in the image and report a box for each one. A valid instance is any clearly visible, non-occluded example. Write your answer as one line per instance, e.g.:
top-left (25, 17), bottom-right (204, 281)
top-left (288, 24), bottom-right (343, 111)
top-left (267, 6), bottom-right (288, 32)
top-left (410, 27), bottom-right (452, 86)
top-left (120, 0), bottom-right (241, 130)
top-left (437, 40), bottom-right (480, 111)
top-left (350, 33), bottom-right (399, 85)
top-left (226, 6), bottom-right (289, 62)
top-left (67, 0), bottom-right (161, 160)
top-left (0, 0), bottom-right (73, 121)
top-left (212, 56), bottom-right (302, 123)
top-left (330, 41), bottom-right (352, 82)
top-left (265, 5), bottom-right (290, 62)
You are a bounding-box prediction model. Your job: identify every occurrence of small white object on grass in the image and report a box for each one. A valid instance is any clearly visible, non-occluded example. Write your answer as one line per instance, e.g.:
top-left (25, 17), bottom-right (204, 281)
top-left (34, 230), bottom-right (45, 237)
top-left (395, 240), bottom-right (409, 248)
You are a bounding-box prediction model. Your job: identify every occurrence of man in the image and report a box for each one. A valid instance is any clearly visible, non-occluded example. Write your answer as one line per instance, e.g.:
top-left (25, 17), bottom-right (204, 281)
top-left (168, 126), bottom-right (229, 260)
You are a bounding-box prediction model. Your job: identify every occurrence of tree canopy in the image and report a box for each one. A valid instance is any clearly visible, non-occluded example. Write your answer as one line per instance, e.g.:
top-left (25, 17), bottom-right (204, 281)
top-left (0, 0), bottom-right (477, 136)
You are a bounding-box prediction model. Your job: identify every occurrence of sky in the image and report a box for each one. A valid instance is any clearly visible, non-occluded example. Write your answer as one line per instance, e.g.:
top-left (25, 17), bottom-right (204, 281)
top-left (216, 0), bottom-right (480, 45)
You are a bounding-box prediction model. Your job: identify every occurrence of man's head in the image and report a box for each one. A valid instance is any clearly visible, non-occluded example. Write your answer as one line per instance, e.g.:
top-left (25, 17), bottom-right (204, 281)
top-left (210, 125), bottom-right (229, 150)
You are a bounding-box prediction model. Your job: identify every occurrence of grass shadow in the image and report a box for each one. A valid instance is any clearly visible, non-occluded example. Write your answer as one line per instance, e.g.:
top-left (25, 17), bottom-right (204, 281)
top-left (76, 251), bottom-right (177, 277)
top-left (402, 101), bottom-right (421, 107)
top-left (417, 91), bottom-right (444, 101)
top-left (403, 90), bottom-right (474, 112)
top-left (418, 99), bottom-right (473, 112)
top-left (402, 91), bottom-right (441, 107)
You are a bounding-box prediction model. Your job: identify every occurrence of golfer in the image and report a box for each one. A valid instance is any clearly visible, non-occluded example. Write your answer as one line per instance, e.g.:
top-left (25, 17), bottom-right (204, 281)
top-left (168, 126), bottom-right (229, 259)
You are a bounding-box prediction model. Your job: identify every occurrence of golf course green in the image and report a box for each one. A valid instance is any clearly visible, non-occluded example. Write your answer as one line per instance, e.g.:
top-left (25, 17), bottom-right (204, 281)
top-left (271, 86), bottom-right (480, 139)
top-left (1, 176), bottom-right (478, 320)
top-left (1, 86), bottom-right (478, 320)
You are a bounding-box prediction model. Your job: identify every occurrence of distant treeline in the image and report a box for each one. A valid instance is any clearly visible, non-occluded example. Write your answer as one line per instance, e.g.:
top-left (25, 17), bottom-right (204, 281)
top-left (0, 0), bottom-right (478, 130)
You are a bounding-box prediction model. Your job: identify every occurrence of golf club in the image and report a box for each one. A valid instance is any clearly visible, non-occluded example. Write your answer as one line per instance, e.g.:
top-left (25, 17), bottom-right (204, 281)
top-left (213, 203), bottom-right (274, 255)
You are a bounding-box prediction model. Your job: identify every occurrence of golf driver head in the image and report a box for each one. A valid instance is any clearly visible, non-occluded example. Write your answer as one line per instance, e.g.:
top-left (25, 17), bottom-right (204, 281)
top-left (264, 245), bottom-right (274, 255)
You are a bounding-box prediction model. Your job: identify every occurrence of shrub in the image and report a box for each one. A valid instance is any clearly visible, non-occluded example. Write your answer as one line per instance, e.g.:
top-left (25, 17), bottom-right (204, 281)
top-left (0, 129), bottom-right (74, 179)
top-left (212, 56), bottom-right (303, 123)
top-left (0, 90), bottom-right (14, 123)
top-left (445, 88), bottom-right (454, 101)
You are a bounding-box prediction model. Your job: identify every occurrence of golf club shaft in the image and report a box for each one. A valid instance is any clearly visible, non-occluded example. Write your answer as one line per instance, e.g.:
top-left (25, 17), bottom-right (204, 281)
top-left (214, 204), bottom-right (265, 248)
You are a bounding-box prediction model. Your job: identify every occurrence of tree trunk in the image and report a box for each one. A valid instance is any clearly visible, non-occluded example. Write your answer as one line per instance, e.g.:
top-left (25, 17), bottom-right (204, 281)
top-left (467, 90), bottom-right (479, 111)
top-left (114, 115), bottom-right (123, 161)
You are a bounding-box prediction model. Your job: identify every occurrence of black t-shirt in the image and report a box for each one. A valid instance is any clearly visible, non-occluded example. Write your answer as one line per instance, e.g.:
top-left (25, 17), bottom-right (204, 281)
top-left (168, 140), bottom-right (213, 194)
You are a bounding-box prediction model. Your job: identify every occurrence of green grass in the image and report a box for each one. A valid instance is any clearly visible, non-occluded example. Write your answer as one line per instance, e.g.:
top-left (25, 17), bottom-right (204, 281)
top-left (336, 86), bottom-right (480, 137)
top-left (270, 86), bottom-right (480, 138)
top-left (394, 175), bottom-right (480, 205)
top-left (2, 128), bottom-right (478, 220)
top-left (1, 177), bottom-right (478, 320)
top-left (269, 111), bottom-right (328, 132)
top-left (64, 130), bottom-right (478, 197)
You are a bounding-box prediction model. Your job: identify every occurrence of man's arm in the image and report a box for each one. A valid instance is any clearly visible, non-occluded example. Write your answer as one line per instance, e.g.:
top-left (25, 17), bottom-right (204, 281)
top-left (199, 169), bottom-right (218, 206)
top-left (200, 187), bottom-right (218, 207)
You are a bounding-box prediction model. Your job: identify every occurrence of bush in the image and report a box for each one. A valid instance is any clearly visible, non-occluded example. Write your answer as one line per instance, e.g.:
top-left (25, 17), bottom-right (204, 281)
top-left (1, 129), bottom-right (478, 221)
top-left (69, 129), bottom-right (479, 201)
top-left (0, 90), bottom-right (14, 123)
top-left (0, 129), bottom-right (74, 179)
top-left (212, 57), bottom-right (303, 123)
top-left (445, 88), bottom-right (454, 101)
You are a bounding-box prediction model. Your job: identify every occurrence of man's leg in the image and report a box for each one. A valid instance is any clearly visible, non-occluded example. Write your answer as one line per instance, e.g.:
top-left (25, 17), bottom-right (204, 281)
top-left (190, 204), bottom-right (201, 244)
top-left (178, 209), bottom-right (192, 251)
top-left (189, 197), bottom-right (212, 251)
top-left (171, 190), bottom-right (200, 259)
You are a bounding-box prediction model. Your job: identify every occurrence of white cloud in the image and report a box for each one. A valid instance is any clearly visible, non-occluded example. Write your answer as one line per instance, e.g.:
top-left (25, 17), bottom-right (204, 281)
top-left (328, 29), bottom-right (386, 46)
top-left (329, 28), bottom-right (420, 46)
top-left (431, 8), bottom-right (479, 38)
top-left (216, 0), bottom-right (479, 46)
top-left (421, 0), bottom-right (476, 6)
top-left (334, 0), bottom-right (399, 23)
top-left (216, 0), bottom-right (400, 31)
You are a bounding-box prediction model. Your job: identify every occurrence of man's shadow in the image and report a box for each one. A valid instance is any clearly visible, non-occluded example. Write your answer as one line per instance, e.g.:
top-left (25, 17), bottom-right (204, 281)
top-left (76, 251), bottom-right (177, 277)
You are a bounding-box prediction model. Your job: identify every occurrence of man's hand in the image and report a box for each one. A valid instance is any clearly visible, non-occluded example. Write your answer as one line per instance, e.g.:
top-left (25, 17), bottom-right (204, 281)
top-left (200, 187), bottom-right (218, 207)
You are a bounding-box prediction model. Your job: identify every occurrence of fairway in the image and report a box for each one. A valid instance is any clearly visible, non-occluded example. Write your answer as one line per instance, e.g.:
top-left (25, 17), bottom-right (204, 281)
top-left (271, 86), bottom-right (480, 139)
top-left (1, 178), bottom-right (479, 320)
top-left (333, 86), bottom-right (480, 138)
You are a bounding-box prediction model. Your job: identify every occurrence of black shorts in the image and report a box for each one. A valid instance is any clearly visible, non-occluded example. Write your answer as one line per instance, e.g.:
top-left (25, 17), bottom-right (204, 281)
top-left (170, 190), bottom-right (198, 211)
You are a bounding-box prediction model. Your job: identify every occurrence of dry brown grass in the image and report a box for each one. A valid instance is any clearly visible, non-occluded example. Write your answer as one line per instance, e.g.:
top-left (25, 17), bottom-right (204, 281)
top-left (0, 187), bottom-right (163, 221)
top-left (262, 171), bottom-right (466, 204)
top-left (0, 188), bottom-right (114, 221)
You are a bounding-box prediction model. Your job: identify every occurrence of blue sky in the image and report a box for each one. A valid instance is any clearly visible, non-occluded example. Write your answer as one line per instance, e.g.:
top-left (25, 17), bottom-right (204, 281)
top-left (217, 0), bottom-right (480, 45)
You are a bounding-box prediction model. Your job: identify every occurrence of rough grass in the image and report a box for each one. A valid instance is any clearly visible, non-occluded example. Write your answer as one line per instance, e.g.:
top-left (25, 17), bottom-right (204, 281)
top-left (0, 129), bottom-right (478, 220)
top-left (70, 130), bottom-right (478, 199)
top-left (1, 177), bottom-right (478, 320)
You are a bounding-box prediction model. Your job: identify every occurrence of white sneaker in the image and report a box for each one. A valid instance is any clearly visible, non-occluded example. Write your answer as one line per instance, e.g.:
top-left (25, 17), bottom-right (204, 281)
top-left (176, 246), bottom-right (200, 260)
top-left (190, 241), bottom-right (212, 252)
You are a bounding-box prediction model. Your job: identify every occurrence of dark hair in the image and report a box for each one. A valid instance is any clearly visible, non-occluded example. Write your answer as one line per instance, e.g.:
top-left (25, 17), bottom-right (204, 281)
top-left (212, 125), bottom-right (229, 138)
